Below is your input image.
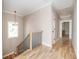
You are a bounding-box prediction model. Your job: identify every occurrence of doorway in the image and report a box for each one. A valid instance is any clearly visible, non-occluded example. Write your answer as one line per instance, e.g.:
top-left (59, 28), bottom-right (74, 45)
top-left (59, 20), bottom-right (72, 39)
top-left (62, 22), bottom-right (69, 38)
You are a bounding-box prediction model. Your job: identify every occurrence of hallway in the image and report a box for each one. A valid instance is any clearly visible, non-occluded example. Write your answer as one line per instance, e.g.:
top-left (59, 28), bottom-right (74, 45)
top-left (14, 38), bottom-right (76, 59)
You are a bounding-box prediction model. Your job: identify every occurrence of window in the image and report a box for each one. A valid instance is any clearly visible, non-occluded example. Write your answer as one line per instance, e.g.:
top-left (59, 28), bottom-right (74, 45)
top-left (8, 21), bottom-right (18, 38)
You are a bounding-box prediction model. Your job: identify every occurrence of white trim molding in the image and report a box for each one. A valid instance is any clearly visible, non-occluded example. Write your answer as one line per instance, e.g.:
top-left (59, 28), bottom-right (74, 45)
top-left (3, 51), bottom-right (15, 58)
top-left (3, 10), bottom-right (23, 16)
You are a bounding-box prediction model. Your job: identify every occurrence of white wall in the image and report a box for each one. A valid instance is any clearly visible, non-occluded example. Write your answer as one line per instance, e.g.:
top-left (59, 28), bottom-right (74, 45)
top-left (55, 18), bottom-right (60, 39)
top-left (72, 1), bottom-right (77, 55)
top-left (2, 12), bottom-right (24, 55)
top-left (23, 5), bottom-right (56, 47)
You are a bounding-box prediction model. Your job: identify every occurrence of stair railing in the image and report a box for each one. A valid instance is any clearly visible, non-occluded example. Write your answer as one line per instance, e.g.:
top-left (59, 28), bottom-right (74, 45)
top-left (16, 32), bottom-right (33, 55)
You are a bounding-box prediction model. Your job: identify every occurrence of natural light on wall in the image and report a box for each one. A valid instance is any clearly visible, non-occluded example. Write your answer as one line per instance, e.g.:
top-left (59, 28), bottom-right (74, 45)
top-left (8, 21), bottom-right (18, 38)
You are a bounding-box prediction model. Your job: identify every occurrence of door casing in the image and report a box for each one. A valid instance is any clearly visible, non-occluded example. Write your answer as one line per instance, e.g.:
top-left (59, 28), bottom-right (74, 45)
top-left (59, 20), bottom-right (72, 39)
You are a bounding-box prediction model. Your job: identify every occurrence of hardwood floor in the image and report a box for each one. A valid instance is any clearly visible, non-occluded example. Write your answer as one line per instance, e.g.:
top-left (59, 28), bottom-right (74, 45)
top-left (53, 38), bottom-right (76, 59)
top-left (14, 38), bottom-right (76, 59)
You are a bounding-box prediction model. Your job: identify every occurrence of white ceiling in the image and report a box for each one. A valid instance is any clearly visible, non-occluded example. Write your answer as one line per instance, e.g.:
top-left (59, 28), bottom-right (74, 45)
top-left (3, 0), bottom-right (74, 16)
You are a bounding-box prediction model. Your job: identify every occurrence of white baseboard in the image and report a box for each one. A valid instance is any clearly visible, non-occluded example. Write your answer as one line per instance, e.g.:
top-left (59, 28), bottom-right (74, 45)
top-left (42, 42), bottom-right (52, 48)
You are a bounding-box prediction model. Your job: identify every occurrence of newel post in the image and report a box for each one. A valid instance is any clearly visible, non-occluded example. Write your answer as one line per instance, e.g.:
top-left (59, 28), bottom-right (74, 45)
top-left (30, 32), bottom-right (32, 50)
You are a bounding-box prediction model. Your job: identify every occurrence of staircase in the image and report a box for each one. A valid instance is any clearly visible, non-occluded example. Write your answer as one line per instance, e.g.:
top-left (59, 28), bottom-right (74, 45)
top-left (16, 31), bottom-right (42, 55)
